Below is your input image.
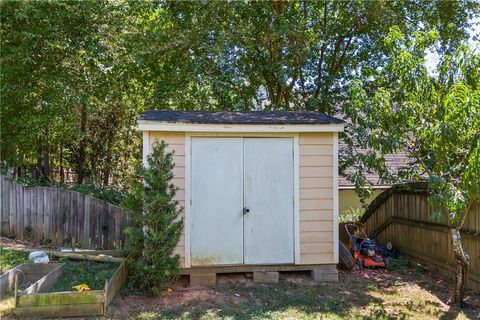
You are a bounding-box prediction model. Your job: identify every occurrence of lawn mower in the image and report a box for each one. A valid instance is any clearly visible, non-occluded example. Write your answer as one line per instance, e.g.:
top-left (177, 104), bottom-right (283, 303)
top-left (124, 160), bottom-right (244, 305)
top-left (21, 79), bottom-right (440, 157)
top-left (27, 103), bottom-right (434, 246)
top-left (345, 223), bottom-right (390, 268)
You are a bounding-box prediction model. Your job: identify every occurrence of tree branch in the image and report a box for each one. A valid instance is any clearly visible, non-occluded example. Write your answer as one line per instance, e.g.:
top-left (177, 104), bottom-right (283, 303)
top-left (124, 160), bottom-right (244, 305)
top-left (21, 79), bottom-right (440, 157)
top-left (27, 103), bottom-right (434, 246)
top-left (314, 0), bottom-right (329, 98)
top-left (330, 18), bottom-right (360, 74)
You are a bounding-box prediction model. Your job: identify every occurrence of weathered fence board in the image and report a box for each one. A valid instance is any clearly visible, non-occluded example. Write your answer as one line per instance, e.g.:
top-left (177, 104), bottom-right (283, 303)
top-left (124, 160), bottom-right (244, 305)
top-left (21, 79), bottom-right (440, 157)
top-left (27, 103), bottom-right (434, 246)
top-left (0, 175), bottom-right (127, 249)
top-left (361, 187), bottom-right (480, 291)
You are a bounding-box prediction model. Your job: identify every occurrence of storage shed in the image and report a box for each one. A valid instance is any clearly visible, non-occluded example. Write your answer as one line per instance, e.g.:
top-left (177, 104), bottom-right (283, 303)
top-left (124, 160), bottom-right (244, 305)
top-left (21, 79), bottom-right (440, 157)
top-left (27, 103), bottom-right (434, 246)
top-left (138, 110), bottom-right (345, 285)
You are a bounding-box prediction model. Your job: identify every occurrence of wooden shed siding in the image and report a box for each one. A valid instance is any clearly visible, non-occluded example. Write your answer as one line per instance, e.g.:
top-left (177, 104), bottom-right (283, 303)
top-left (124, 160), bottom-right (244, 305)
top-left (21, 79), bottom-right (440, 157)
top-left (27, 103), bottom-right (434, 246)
top-left (300, 188), bottom-right (333, 199)
top-left (300, 156), bottom-right (333, 166)
top-left (300, 177), bottom-right (333, 188)
top-left (299, 133), bottom-right (334, 264)
top-left (300, 145), bottom-right (332, 155)
top-left (300, 210), bottom-right (332, 221)
top-left (149, 132), bottom-right (186, 267)
top-left (301, 231), bottom-right (333, 243)
top-left (300, 253), bottom-right (333, 264)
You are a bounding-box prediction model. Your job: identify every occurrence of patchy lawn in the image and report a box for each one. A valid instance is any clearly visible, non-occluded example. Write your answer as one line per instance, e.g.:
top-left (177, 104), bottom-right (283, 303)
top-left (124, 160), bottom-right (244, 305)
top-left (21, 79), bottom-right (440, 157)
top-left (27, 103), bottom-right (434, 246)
top-left (110, 262), bottom-right (479, 320)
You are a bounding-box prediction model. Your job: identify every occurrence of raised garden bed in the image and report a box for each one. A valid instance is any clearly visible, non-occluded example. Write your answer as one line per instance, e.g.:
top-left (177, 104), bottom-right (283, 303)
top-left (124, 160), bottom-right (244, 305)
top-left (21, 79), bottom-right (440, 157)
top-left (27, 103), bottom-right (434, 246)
top-left (13, 252), bottom-right (127, 318)
top-left (0, 263), bottom-right (61, 299)
top-left (49, 260), bottom-right (119, 292)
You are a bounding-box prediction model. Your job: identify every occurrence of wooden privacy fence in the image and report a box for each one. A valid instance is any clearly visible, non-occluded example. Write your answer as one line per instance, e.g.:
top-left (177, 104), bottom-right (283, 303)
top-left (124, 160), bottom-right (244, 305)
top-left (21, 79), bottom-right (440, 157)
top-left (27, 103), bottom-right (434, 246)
top-left (360, 185), bottom-right (480, 291)
top-left (0, 175), bottom-right (128, 249)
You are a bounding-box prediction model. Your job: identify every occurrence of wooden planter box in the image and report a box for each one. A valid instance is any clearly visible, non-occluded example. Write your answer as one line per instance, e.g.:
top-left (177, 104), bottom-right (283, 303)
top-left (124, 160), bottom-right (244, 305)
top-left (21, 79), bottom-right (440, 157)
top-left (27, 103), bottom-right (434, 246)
top-left (14, 258), bottom-right (127, 318)
top-left (0, 263), bottom-right (62, 299)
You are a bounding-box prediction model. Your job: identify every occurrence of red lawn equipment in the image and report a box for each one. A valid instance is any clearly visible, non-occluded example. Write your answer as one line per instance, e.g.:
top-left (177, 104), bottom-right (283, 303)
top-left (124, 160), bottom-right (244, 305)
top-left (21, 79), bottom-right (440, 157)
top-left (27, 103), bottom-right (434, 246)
top-left (345, 223), bottom-right (390, 268)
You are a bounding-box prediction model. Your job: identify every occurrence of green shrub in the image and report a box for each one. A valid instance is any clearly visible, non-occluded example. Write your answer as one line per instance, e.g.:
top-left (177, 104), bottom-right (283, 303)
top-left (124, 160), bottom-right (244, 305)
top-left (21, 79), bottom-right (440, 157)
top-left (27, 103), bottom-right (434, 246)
top-left (68, 184), bottom-right (125, 206)
top-left (124, 141), bottom-right (184, 295)
top-left (5, 171), bottom-right (126, 206)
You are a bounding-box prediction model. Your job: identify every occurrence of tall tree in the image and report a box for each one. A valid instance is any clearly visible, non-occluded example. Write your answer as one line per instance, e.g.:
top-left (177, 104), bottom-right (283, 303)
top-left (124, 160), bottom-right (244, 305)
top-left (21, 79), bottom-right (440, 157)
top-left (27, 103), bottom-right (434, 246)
top-left (127, 0), bottom-right (477, 112)
top-left (0, 0), bottom-right (144, 186)
top-left (344, 27), bottom-right (480, 305)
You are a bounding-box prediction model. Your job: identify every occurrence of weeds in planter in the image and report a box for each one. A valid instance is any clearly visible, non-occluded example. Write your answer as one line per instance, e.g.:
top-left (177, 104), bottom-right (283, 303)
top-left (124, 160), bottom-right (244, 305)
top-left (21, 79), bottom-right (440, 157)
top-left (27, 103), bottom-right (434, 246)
top-left (49, 260), bottom-right (118, 292)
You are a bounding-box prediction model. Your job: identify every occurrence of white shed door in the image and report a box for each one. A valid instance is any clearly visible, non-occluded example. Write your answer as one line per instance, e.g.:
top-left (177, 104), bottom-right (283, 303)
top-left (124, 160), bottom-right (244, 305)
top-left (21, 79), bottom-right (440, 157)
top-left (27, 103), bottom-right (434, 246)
top-left (191, 138), bottom-right (244, 266)
top-left (190, 137), bottom-right (294, 266)
top-left (243, 138), bottom-right (294, 264)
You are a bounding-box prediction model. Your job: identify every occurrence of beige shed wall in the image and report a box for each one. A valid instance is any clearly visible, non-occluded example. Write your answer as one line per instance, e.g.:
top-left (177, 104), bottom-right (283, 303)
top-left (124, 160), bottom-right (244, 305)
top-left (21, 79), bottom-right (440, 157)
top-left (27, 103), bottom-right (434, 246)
top-left (147, 131), bottom-right (336, 268)
top-left (298, 133), bottom-right (334, 264)
top-left (149, 132), bottom-right (186, 267)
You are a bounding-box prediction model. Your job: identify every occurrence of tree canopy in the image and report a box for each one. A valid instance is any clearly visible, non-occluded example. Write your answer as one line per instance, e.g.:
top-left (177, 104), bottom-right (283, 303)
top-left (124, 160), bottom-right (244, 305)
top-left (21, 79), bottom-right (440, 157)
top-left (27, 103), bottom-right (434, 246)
top-left (129, 0), bottom-right (477, 111)
top-left (1, 0), bottom-right (478, 189)
top-left (1, 0), bottom-right (145, 186)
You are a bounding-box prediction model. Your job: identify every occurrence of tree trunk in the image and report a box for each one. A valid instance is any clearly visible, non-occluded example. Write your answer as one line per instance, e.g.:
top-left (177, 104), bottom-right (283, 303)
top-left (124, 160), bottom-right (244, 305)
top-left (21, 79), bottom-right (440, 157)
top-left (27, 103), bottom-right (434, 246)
top-left (449, 227), bottom-right (470, 306)
top-left (76, 103), bottom-right (88, 185)
top-left (59, 142), bottom-right (64, 183)
top-left (41, 145), bottom-right (50, 180)
top-left (37, 141), bottom-right (50, 181)
top-left (102, 168), bottom-right (110, 186)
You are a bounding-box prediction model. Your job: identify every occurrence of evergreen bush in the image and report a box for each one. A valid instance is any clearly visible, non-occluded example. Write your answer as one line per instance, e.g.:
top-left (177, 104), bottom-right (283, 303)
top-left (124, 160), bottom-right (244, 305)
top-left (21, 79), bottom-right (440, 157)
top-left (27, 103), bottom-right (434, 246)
top-left (124, 141), bottom-right (183, 295)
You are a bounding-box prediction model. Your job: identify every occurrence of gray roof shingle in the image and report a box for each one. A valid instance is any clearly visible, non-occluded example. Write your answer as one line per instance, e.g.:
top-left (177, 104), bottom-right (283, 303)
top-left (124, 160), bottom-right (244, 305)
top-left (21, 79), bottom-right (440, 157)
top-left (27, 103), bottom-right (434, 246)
top-left (139, 110), bottom-right (345, 125)
top-left (338, 139), bottom-right (412, 189)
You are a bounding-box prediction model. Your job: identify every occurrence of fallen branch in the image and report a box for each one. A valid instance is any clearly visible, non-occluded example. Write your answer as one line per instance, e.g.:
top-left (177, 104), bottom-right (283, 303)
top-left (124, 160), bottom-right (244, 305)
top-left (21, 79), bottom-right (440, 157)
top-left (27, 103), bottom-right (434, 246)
top-left (51, 252), bottom-right (124, 263)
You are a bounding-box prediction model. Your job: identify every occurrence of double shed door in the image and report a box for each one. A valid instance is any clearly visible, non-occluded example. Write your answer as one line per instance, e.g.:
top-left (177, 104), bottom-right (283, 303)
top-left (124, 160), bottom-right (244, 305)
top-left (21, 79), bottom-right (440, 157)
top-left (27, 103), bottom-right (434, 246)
top-left (191, 137), bottom-right (294, 266)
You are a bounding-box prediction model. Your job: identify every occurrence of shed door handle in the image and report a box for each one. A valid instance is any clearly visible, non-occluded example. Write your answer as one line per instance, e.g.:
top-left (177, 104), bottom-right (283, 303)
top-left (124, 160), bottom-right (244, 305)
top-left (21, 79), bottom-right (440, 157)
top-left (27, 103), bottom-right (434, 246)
top-left (243, 207), bottom-right (250, 215)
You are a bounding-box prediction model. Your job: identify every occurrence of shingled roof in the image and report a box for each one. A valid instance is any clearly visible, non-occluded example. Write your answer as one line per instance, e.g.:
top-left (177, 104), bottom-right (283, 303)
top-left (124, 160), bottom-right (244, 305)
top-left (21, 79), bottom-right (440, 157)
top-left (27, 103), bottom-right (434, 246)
top-left (139, 110), bottom-right (345, 125)
top-left (338, 139), bottom-right (412, 189)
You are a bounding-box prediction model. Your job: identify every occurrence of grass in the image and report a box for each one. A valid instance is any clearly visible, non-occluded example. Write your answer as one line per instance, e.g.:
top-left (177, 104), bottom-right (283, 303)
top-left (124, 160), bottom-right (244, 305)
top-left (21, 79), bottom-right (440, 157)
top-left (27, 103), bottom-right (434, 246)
top-left (110, 268), bottom-right (479, 320)
top-left (135, 283), bottom-right (442, 320)
top-left (0, 248), bottom-right (28, 273)
top-left (0, 296), bottom-right (15, 318)
top-left (50, 259), bottom-right (119, 292)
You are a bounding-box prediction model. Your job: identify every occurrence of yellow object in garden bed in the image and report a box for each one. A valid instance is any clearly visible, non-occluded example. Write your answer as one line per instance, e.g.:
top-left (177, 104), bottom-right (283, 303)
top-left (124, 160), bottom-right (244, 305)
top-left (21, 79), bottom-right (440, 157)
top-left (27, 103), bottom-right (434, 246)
top-left (72, 283), bottom-right (92, 291)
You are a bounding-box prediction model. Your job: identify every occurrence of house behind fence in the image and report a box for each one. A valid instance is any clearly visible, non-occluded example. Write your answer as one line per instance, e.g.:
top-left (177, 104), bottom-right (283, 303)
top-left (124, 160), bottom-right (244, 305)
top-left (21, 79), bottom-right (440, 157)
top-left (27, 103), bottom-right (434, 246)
top-left (0, 175), bottom-right (127, 249)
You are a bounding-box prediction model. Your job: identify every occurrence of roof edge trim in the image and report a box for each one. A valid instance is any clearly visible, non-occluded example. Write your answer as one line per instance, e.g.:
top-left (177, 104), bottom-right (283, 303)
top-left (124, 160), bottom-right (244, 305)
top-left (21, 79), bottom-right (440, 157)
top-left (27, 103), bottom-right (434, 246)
top-left (137, 121), bottom-right (345, 133)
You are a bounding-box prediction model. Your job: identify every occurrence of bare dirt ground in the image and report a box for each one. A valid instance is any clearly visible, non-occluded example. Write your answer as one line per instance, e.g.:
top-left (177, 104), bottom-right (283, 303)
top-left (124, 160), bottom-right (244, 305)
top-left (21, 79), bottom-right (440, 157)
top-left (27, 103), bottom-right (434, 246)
top-left (109, 266), bottom-right (480, 320)
top-left (0, 236), bottom-right (56, 252)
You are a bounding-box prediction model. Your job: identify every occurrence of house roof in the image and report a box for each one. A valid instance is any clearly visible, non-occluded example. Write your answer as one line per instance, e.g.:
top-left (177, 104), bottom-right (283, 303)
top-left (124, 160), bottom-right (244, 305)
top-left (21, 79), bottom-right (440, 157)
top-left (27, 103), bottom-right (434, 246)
top-left (139, 110), bottom-right (345, 125)
top-left (338, 140), bottom-right (412, 189)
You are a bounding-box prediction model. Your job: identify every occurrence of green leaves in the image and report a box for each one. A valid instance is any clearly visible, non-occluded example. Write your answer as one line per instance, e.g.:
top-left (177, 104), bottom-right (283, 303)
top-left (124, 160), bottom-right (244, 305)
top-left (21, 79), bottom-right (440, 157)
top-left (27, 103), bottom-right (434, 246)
top-left (0, 0), bottom-right (143, 185)
top-left (126, 0), bottom-right (477, 111)
top-left (1, 0), bottom-right (477, 190)
top-left (345, 26), bottom-right (480, 227)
